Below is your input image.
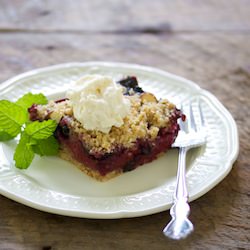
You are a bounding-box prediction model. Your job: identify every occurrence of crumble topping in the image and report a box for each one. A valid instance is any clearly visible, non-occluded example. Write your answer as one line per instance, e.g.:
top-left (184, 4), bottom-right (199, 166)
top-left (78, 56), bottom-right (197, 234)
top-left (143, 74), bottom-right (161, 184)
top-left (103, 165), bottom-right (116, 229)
top-left (35, 94), bottom-right (176, 154)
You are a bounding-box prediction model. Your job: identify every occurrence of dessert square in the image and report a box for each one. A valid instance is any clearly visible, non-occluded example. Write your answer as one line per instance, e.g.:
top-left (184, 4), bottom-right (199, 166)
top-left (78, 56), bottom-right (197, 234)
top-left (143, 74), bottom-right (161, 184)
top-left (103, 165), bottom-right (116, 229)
top-left (28, 76), bottom-right (182, 181)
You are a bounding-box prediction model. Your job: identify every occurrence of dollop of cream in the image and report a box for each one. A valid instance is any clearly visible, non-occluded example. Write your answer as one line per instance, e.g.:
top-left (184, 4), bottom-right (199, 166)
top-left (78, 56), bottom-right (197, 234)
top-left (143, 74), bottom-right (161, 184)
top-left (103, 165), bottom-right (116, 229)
top-left (66, 75), bottom-right (131, 133)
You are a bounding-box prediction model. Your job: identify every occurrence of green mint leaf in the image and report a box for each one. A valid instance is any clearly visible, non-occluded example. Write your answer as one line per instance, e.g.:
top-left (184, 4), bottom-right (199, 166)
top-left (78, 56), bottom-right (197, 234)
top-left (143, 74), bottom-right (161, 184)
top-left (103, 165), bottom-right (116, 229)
top-left (0, 130), bottom-right (14, 141)
top-left (0, 100), bottom-right (27, 141)
top-left (16, 93), bottom-right (48, 110)
top-left (25, 120), bottom-right (57, 140)
top-left (14, 132), bottom-right (35, 169)
top-left (32, 136), bottom-right (59, 156)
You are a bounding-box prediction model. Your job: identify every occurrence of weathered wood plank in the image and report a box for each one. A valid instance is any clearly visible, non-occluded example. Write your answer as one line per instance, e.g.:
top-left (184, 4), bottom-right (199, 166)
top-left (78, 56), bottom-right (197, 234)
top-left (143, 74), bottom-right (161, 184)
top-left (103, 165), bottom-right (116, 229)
top-left (0, 33), bottom-right (249, 84)
top-left (0, 32), bottom-right (249, 249)
top-left (0, 0), bottom-right (250, 32)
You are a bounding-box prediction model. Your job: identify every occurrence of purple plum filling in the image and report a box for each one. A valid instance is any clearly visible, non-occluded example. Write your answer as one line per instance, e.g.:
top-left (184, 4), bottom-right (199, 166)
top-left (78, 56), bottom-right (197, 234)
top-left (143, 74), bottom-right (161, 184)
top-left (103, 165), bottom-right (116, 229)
top-left (55, 110), bottom-right (181, 176)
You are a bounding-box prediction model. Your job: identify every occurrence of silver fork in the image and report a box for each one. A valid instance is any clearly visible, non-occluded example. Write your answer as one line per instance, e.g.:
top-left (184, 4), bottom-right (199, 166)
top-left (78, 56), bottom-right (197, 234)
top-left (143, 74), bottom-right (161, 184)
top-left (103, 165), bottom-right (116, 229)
top-left (163, 100), bottom-right (206, 240)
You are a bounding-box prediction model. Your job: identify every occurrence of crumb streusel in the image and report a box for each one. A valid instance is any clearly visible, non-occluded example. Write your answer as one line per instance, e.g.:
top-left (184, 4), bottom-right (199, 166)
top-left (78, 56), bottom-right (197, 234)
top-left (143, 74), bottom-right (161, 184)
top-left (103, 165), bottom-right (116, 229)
top-left (35, 94), bottom-right (176, 154)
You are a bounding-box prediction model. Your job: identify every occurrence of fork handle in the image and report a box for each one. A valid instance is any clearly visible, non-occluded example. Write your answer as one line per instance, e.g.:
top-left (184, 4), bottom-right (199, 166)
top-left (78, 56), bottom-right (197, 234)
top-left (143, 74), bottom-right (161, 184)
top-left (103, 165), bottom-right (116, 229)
top-left (175, 147), bottom-right (189, 202)
top-left (171, 147), bottom-right (190, 218)
top-left (163, 147), bottom-right (193, 239)
top-left (169, 147), bottom-right (191, 220)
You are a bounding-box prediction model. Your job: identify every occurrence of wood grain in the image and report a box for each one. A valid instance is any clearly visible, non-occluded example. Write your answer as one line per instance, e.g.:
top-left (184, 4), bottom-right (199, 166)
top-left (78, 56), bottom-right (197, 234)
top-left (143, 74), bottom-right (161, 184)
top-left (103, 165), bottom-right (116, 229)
top-left (0, 0), bottom-right (250, 32)
top-left (0, 1), bottom-right (249, 249)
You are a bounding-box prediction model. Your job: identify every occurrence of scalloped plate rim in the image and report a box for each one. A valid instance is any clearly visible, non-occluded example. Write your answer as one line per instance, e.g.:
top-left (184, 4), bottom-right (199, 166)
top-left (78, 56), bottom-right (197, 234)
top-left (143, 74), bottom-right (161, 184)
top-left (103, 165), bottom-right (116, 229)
top-left (0, 62), bottom-right (239, 219)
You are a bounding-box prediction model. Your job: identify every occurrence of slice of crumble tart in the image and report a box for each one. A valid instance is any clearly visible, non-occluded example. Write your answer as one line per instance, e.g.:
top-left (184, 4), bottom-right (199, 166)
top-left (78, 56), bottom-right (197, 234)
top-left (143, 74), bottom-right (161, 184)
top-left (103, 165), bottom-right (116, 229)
top-left (28, 76), bottom-right (182, 181)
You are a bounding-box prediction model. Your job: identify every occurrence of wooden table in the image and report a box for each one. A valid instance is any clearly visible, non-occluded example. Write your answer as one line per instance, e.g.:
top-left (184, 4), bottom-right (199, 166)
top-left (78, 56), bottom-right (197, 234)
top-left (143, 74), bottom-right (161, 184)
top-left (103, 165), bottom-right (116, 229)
top-left (0, 1), bottom-right (249, 249)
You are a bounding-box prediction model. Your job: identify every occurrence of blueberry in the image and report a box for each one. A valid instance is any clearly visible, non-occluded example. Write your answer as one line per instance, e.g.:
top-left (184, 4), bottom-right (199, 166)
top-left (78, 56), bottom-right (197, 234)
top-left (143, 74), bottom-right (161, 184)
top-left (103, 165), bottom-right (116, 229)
top-left (61, 125), bottom-right (70, 137)
top-left (134, 86), bottom-right (144, 94)
top-left (141, 143), bottom-right (152, 155)
top-left (117, 76), bottom-right (144, 95)
top-left (123, 161), bottom-right (135, 172)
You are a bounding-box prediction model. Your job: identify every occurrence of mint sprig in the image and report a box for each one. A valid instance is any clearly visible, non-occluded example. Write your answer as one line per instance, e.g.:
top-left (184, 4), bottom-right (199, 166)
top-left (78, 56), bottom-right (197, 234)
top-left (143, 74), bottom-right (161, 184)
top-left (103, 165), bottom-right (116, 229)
top-left (14, 132), bottom-right (35, 169)
top-left (25, 120), bottom-right (58, 140)
top-left (16, 93), bottom-right (48, 110)
top-left (0, 100), bottom-right (27, 141)
top-left (32, 136), bottom-right (59, 156)
top-left (0, 93), bottom-right (59, 169)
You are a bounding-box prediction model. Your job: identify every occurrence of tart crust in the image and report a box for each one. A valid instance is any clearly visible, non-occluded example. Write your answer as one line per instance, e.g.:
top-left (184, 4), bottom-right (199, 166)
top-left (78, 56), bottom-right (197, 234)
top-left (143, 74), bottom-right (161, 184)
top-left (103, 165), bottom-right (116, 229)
top-left (59, 145), bottom-right (122, 181)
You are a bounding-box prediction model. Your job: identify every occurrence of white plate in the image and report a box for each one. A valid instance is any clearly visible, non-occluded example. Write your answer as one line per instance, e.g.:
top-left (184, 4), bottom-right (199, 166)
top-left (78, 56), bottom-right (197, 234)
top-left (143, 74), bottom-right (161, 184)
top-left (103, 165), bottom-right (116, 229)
top-left (0, 62), bottom-right (239, 218)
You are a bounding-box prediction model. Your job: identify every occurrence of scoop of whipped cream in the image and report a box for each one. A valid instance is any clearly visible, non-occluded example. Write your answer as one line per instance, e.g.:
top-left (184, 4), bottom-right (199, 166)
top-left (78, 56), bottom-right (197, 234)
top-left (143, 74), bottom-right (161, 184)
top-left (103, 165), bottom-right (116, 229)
top-left (66, 74), bottom-right (131, 133)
